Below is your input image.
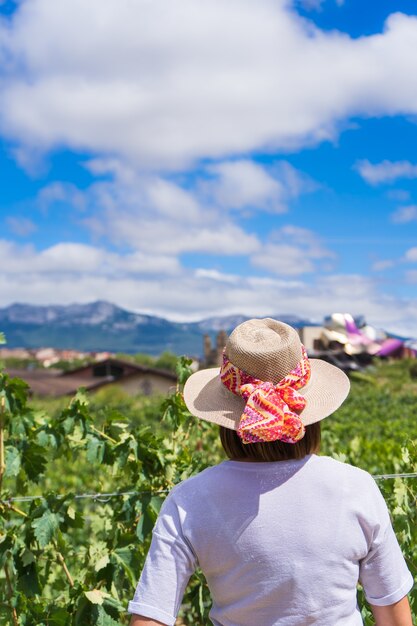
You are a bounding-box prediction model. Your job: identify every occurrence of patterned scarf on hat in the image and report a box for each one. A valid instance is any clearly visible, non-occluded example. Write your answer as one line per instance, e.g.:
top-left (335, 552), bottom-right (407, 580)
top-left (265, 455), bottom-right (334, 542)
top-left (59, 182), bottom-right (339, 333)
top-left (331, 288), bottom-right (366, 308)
top-left (220, 345), bottom-right (311, 444)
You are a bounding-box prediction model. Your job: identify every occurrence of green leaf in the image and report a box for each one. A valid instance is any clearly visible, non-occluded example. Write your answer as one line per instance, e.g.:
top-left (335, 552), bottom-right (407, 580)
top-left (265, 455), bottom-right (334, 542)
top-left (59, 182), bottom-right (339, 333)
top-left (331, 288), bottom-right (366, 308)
top-left (32, 511), bottom-right (59, 548)
top-left (45, 607), bottom-right (69, 625)
top-left (136, 509), bottom-right (154, 542)
top-left (175, 355), bottom-right (193, 386)
top-left (89, 540), bottom-right (110, 573)
top-left (401, 447), bottom-right (411, 464)
top-left (96, 606), bottom-right (121, 626)
top-left (64, 504), bottom-right (84, 529)
top-left (86, 437), bottom-right (105, 464)
top-left (74, 595), bottom-right (91, 626)
top-left (0, 375), bottom-right (30, 412)
top-left (85, 589), bottom-right (107, 605)
top-left (67, 505), bottom-right (76, 520)
top-left (149, 495), bottom-right (164, 515)
top-left (135, 493), bottom-right (165, 540)
top-left (20, 547), bottom-right (35, 567)
top-left (95, 553), bottom-right (110, 572)
top-left (112, 547), bottom-right (136, 585)
top-left (4, 445), bottom-right (21, 477)
top-left (21, 442), bottom-right (48, 481)
top-left (37, 429), bottom-right (58, 450)
top-left (16, 559), bottom-right (42, 597)
top-left (0, 534), bottom-right (14, 564)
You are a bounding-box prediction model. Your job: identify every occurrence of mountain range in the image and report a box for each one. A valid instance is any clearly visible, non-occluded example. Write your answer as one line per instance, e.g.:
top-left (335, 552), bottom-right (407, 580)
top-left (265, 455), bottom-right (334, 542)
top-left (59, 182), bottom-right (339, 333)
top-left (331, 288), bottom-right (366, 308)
top-left (0, 301), bottom-right (310, 356)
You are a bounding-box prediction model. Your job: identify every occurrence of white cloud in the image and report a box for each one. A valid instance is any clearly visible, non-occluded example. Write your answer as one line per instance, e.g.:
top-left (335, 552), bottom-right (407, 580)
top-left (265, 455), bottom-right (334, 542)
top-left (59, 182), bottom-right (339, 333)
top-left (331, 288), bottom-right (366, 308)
top-left (110, 215), bottom-right (259, 256)
top-left (145, 179), bottom-right (202, 222)
top-left (386, 189), bottom-right (410, 202)
top-left (37, 159), bottom-right (274, 256)
top-left (0, 241), bottom-right (104, 274)
top-left (24, 158), bottom-right (321, 278)
top-left (36, 161), bottom-right (312, 258)
top-left (250, 225), bottom-right (335, 276)
top-left (194, 269), bottom-right (240, 284)
top-left (274, 225), bottom-right (329, 251)
top-left (296, 0), bottom-right (345, 10)
top-left (371, 259), bottom-right (395, 271)
top-left (32, 160), bottom-right (260, 263)
top-left (84, 197), bottom-right (260, 257)
top-left (77, 168), bottom-right (327, 269)
top-left (370, 246), bottom-right (417, 272)
top-left (405, 270), bottom-right (417, 283)
top-left (0, 249), bottom-right (416, 336)
top-left (297, 0), bottom-right (323, 9)
top-left (0, 240), bottom-right (180, 276)
top-left (273, 162), bottom-right (318, 199)
top-left (200, 160), bottom-right (316, 214)
top-left (38, 182), bottom-right (87, 212)
top-left (116, 250), bottom-right (181, 275)
top-left (391, 205), bottom-right (417, 223)
top-left (252, 243), bottom-right (316, 275)
top-left (40, 243), bottom-right (104, 273)
top-left (356, 160), bottom-right (417, 185)
top-left (404, 247), bottom-right (417, 263)
top-left (204, 160), bottom-right (287, 213)
top-left (6, 216), bottom-right (37, 237)
top-left (3, 3), bottom-right (417, 168)
top-left (247, 275), bottom-right (304, 289)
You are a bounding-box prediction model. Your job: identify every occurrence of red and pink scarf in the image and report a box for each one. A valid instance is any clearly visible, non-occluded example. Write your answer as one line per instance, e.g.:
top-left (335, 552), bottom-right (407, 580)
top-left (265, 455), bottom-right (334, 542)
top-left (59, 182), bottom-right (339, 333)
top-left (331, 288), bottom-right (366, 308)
top-left (220, 346), bottom-right (311, 444)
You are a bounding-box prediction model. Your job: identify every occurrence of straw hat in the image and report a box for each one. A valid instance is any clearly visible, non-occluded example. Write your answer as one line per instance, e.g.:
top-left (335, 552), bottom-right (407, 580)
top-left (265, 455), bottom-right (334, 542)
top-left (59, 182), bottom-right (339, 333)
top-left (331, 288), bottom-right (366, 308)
top-left (184, 318), bottom-right (350, 431)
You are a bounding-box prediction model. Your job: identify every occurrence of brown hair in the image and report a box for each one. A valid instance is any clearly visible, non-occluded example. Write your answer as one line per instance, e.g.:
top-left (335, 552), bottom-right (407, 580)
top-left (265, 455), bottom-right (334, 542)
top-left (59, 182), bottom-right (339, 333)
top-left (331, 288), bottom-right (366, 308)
top-left (219, 422), bottom-right (321, 462)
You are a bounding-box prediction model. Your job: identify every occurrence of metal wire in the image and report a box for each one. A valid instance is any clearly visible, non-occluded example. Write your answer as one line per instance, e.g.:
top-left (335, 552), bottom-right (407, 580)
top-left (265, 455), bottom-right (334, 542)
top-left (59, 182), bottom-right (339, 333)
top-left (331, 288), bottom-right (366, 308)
top-left (1, 473), bottom-right (417, 505)
top-left (0, 489), bottom-right (169, 505)
top-left (372, 472), bottom-right (417, 480)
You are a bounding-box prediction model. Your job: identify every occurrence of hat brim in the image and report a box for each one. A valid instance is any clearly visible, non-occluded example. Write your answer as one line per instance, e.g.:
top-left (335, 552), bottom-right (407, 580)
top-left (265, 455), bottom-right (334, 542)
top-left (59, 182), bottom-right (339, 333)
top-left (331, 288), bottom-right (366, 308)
top-left (183, 359), bottom-right (350, 430)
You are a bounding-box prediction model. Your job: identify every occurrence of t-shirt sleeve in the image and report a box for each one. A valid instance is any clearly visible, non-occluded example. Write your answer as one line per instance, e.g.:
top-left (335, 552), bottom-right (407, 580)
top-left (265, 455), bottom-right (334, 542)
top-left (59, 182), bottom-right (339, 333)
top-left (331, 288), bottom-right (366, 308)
top-left (358, 477), bottom-right (414, 607)
top-left (127, 490), bottom-right (197, 625)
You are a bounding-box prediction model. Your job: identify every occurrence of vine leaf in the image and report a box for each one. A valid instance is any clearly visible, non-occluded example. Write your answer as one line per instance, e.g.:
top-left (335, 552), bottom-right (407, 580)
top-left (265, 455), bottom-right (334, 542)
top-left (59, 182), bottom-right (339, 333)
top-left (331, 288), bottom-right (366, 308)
top-left (20, 547), bottom-right (35, 567)
top-left (4, 445), bottom-right (21, 477)
top-left (85, 589), bottom-right (107, 605)
top-left (21, 442), bottom-right (48, 481)
top-left (15, 558), bottom-right (42, 597)
top-left (175, 355), bottom-right (193, 386)
top-left (32, 511), bottom-right (59, 548)
top-left (44, 607), bottom-right (69, 625)
top-left (112, 547), bottom-right (137, 586)
top-left (136, 494), bottom-right (163, 542)
top-left (90, 540), bottom-right (111, 572)
top-left (86, 437), bottom-right (106, 464)
top-left (96, 606), bottom-right (121, 626)
top-left (1, 357), bottom-right (414, 625)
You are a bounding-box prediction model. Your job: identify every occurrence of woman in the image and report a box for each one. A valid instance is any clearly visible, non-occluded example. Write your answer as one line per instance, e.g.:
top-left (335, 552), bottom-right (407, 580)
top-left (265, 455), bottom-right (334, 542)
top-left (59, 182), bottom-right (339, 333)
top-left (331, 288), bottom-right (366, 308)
top-left (128, 318), bottom-right (413, 625)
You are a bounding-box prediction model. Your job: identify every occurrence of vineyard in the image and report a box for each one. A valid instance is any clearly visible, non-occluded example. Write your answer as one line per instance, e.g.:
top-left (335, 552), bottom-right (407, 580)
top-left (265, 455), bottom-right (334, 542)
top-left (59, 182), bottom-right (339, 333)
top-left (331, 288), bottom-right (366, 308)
top-left (0, 356), bottom-right (416, 625)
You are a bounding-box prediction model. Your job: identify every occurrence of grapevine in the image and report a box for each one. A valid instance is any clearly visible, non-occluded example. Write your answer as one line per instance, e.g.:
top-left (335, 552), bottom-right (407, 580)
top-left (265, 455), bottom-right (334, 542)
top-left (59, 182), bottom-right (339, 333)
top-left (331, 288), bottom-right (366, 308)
top-left (0, 357), bottom-right (416, 625)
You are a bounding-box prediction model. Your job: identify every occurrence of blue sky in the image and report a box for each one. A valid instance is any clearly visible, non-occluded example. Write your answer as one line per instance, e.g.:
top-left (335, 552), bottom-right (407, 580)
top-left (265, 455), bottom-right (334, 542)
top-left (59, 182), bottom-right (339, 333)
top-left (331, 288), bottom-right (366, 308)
top-left (1, 0), bottom-right (417, 335)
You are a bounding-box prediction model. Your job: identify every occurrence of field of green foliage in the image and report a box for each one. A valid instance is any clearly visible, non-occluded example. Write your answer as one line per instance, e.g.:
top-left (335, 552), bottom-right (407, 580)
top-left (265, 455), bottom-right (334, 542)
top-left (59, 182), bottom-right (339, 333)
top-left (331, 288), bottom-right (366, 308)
top-left (0, 357), bottom-right (416, 625)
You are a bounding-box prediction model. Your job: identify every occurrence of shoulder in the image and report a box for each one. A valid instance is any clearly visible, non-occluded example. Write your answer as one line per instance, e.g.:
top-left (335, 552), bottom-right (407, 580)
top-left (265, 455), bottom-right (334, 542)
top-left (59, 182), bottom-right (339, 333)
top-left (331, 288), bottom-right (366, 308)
top-left (304, 457), bottom-right (389, 525)
top-left (310, 455), bottom-right (380, 492)
top-left (313, 454), bottom-right (370, 475)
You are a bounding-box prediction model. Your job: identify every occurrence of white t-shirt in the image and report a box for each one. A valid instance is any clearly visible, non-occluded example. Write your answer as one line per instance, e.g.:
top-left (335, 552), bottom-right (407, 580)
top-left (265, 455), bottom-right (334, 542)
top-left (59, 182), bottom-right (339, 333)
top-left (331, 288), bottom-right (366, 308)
top-left (128, 454), bottom-right (413, 625)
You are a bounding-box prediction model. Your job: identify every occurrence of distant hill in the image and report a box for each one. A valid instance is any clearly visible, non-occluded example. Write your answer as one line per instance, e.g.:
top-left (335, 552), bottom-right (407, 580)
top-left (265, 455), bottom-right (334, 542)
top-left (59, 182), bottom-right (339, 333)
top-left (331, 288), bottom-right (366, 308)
top-left (0, 301), bottom-right (311, 356)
